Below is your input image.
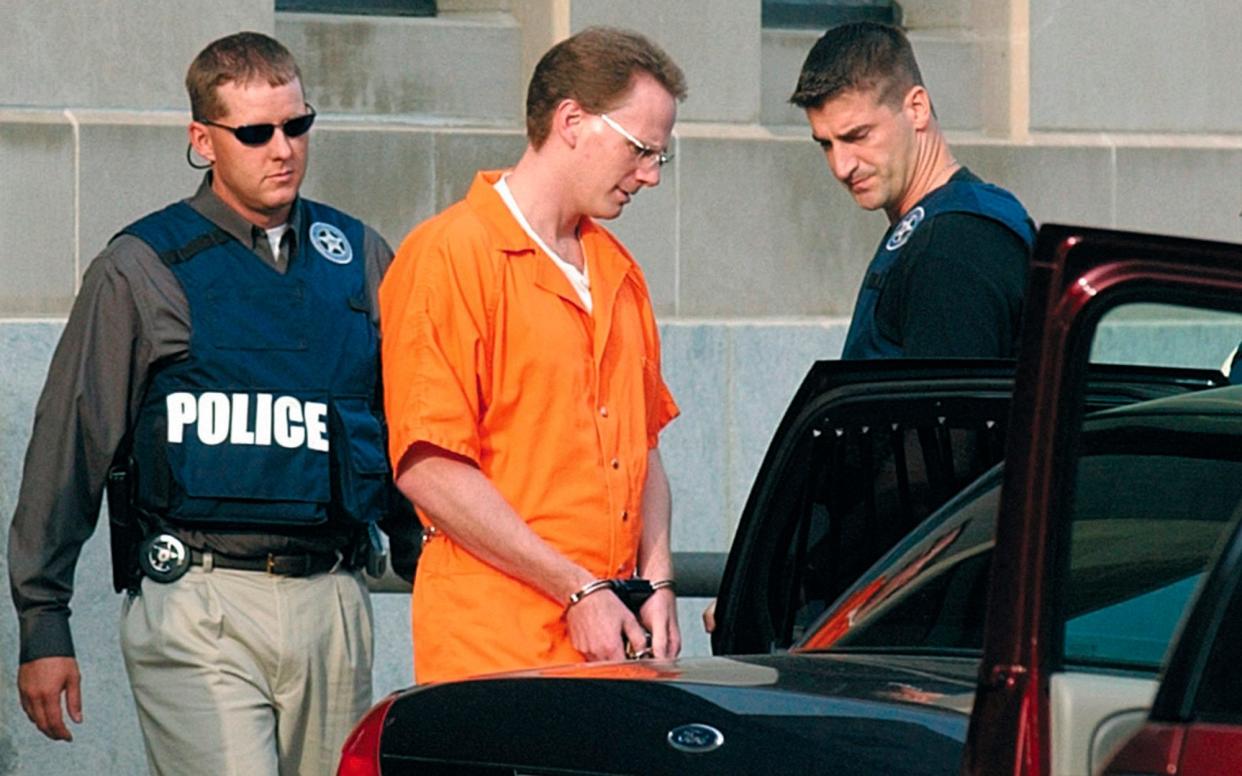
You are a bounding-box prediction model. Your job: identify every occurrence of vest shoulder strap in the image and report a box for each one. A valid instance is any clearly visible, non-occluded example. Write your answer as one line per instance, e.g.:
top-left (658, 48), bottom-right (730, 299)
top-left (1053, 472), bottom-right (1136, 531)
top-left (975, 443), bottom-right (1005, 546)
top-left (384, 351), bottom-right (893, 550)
top-left (119, 201), bottom-right (236, 268)
top-left (156, 228), bottom-right (233, 267)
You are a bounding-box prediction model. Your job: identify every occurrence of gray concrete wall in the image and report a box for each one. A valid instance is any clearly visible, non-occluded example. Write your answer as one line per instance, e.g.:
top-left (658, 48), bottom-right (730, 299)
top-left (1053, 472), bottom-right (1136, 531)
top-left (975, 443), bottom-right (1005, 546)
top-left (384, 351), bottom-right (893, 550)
top-left (1030, 0), bottom-right (1242, 133)
top-left (276, 12), bottom-right (524, 122)
top-left (3, 2), bottom-right (272, 111)
top-left (570, 0), bottom-right (763, 124)
top-left (762, 27), bottom-right (984, 130)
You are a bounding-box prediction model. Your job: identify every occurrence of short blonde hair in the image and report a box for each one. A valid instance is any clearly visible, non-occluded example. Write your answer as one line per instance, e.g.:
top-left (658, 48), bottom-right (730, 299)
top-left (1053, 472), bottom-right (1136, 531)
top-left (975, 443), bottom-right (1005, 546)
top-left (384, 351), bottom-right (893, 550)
top-left (525, 27), bottom-right (687, 149)
top-left (186, 31), bottom-right (302, 121)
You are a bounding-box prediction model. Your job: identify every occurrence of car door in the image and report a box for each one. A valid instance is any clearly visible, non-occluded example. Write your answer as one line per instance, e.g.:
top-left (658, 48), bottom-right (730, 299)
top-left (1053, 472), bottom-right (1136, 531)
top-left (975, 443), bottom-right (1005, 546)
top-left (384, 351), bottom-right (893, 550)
top-left (711, 357), bottom-right (1223, 657)
top-left (964, 225), bottom-right (1242, 776)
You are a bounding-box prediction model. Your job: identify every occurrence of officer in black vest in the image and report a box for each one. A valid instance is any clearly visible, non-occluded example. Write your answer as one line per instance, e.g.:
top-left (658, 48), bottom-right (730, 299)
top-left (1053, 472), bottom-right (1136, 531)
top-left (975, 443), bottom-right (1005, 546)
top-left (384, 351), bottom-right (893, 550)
top-left (8, 32), bottom-right (411, 776)
top-left (790, 22), bottom-right (1036, 359)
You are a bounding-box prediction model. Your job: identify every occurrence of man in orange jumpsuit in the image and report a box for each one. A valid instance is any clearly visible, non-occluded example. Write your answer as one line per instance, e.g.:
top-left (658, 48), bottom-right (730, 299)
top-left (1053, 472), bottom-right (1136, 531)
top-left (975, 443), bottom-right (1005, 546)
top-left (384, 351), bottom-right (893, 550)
top-left (380, 27), bottom-right (687, 683)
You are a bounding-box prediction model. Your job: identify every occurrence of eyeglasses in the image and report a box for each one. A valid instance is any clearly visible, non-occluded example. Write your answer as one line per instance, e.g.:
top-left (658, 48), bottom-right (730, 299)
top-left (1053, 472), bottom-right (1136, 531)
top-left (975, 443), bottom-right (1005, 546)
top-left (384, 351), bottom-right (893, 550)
top-left (598, 113), bottom-right (672, 169)
top-left (198, 105), bottom-right (317, 146)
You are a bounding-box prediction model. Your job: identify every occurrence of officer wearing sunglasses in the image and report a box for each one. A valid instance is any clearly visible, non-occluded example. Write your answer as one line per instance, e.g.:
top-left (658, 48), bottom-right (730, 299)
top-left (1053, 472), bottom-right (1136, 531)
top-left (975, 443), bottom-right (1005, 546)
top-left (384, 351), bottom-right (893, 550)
top-left (197, 105), bottom-right (317, 146)
top-left (9, 31), bottom-right (413, 776)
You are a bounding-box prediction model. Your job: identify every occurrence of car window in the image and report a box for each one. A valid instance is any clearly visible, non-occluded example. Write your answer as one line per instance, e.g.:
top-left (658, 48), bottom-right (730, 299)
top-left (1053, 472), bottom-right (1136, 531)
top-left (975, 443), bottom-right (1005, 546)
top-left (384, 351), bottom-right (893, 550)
top-left (1061, 450), bottom-right (1242, 672)
top-left (814, 476), bottom-right (1000, 652)
top-left (738, 404), bottom-right (1008, 653)
top-left (813, 445), bottom-right (1242, 669)
top-left (717, 366), bottom-right (1224, 657)
top-left (1187, 553), bottom-right (1242, 723)
top-left (1062, 576), bottom-right (1201, 669)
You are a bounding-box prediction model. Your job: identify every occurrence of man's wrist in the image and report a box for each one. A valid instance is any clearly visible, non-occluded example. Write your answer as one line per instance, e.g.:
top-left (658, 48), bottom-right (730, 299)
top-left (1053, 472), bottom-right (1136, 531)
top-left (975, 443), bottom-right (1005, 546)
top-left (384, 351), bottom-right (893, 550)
top-left (565, 578), bottom-right (613, 610)
top-left (649, 578), bottom-right (676, 594)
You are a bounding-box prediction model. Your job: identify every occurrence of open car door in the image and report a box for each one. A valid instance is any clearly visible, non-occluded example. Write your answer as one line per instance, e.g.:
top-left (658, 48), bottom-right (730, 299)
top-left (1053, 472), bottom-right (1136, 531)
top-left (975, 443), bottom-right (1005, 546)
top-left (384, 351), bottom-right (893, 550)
top-left (712, 358), bottom-right (1223, 656)
top-left (965, 225), bottom-right (1242, 776)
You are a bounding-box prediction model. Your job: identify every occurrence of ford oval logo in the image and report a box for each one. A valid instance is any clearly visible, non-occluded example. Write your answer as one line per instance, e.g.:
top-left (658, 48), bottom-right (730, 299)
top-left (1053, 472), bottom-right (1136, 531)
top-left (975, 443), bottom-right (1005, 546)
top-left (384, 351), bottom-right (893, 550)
top-left (667, 723), bottom-right (724, 753)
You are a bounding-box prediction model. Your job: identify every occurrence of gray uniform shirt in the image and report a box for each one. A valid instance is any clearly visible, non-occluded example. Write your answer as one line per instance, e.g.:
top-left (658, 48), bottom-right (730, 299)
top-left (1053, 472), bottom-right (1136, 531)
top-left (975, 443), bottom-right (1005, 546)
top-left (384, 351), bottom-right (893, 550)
top-left (8, 175), bottom-right (395, 663)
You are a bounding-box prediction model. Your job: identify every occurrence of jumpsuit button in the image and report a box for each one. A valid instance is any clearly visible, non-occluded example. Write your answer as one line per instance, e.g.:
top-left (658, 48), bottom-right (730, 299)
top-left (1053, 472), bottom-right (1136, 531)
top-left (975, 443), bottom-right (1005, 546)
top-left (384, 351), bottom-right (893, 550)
top-left (621, 510), bottom-right (629, 521)
top-left (610, 458), bottom-right (620, 469)
top-left (599, 406), bottom-right (609, 417)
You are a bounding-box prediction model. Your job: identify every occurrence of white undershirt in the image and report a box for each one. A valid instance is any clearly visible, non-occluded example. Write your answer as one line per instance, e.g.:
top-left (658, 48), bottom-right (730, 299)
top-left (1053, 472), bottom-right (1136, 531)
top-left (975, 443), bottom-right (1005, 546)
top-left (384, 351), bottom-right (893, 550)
top-left (494, 176), bottom-right (592, 313)
top-left (265, 223), bottom-right (290, 268)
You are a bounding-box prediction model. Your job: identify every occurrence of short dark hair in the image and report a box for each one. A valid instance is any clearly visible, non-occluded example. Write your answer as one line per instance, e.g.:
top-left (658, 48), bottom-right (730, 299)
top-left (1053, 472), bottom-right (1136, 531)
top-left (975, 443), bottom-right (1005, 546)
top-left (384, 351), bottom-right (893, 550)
top-left (525, 26), bottom-right (687, 149)
top-left (789, 22), bottom-right (923, 110)
top-left (186, 32), bottom-right (302, 121)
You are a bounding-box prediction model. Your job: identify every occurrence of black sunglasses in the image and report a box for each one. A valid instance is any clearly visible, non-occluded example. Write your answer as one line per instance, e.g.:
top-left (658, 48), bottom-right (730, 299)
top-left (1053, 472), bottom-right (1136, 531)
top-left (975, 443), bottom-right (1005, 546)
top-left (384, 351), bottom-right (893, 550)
top-left (199, 104), bottom-right (317, 146)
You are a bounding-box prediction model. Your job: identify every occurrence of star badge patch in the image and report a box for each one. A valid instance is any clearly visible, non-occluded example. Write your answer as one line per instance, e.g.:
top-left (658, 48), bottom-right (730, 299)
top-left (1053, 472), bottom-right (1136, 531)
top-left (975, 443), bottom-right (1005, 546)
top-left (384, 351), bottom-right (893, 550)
top-left (310, 222), bottom-right (353, 264)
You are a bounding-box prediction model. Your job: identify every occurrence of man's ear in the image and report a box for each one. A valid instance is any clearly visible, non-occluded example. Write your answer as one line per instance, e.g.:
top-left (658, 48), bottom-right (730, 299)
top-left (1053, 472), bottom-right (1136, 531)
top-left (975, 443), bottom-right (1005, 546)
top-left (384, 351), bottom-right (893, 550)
top-left (904, 85), bottom-right (933, 130)
top-left (551, 98), bottom-right (586, 149)
top-left (188, 121), bottom-right (216, 164)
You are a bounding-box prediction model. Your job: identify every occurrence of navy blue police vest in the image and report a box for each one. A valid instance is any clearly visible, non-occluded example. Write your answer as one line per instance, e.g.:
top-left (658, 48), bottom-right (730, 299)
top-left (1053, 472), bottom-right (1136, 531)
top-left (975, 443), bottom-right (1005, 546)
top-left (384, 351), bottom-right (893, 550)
top-left (123, 200), bottom-right (389, 527)
top-left (840, 177), bottom-right (1037, 359)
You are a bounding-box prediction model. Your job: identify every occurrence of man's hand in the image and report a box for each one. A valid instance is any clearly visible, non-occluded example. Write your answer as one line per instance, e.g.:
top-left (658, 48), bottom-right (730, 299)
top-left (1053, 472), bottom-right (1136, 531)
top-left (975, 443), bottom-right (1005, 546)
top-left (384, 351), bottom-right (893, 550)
top-left (702, 598), bottom-right (717, 633)
top-left (565, 591), bottom-right (648, 662)
top-left (641, 588), bottom-right (681, 659)
top-left (18, 656), bottom-right (82, 741)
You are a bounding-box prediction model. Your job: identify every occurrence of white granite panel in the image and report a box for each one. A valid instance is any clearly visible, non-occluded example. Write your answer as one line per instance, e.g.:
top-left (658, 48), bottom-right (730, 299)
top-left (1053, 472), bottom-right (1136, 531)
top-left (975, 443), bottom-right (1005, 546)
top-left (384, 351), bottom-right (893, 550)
top-left (431, 130), bottom-right (528, 211)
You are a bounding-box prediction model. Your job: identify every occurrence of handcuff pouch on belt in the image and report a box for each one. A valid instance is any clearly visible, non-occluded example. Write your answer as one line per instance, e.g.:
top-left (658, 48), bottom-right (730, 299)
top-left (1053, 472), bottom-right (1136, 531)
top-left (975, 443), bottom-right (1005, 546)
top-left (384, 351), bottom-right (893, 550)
top-left (106, 458), bottom-right (144, 594)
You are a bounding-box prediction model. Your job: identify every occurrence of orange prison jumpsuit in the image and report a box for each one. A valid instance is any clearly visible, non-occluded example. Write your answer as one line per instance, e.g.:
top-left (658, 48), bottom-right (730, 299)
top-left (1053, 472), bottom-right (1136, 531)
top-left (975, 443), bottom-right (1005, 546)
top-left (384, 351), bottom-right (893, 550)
top-left (380, 170), bottom-right (679, 683)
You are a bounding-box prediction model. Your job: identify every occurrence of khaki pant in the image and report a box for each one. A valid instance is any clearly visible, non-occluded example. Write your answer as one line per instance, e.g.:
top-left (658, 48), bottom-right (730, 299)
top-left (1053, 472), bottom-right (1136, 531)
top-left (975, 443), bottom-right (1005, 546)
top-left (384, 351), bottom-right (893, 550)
top-left (120, 566), bottom-right (373, 776)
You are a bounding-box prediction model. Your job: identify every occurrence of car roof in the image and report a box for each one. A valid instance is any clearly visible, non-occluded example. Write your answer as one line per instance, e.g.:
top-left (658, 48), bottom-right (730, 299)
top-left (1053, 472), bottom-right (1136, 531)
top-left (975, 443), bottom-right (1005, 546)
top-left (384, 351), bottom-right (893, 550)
top-left (1088, 383), bottom-right (1242, 424)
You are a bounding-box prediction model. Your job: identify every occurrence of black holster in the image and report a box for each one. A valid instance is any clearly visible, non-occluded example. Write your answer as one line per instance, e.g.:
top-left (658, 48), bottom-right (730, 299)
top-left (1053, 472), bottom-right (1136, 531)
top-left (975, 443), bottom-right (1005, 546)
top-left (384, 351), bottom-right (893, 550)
top-left (346, 523), bottom-right (389, 578)
top-left (106, 458), bottom-right (144, 594)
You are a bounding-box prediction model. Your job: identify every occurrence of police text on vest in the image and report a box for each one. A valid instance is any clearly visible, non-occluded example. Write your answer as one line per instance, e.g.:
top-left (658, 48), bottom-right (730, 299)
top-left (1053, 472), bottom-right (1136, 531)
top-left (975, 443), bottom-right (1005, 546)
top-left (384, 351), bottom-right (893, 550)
top-left (165, 392), bottom-right (329, 451)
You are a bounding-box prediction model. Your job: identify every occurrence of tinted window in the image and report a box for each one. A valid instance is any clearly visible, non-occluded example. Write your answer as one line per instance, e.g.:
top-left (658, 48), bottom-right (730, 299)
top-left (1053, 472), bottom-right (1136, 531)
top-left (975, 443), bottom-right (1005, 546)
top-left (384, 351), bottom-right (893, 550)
top-left (1061, 452), bottom-right (1242, 671)
top-left (820, 477), bottom-right (999, 652)
top-left (1191, 555), bottom-right (1242, 722)
top-left (734, 403), bottom-right (1008, 653)
top-left (815, 446), bottom-right (1242, 670)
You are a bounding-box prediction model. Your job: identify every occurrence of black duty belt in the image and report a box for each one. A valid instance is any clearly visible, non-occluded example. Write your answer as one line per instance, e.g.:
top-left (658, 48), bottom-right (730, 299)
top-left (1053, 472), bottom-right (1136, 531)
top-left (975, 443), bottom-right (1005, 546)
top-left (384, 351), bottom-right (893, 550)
top-left (137, 532), bottom-right (347, 585)
top-left (191, 549), bottom-right (342, 577)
